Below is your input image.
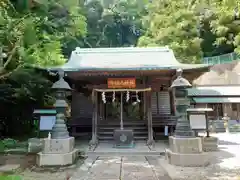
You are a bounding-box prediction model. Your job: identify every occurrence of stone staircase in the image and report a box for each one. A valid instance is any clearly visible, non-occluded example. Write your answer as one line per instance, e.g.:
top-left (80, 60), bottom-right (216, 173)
top-left (98, 121), bottom-right (148, 141)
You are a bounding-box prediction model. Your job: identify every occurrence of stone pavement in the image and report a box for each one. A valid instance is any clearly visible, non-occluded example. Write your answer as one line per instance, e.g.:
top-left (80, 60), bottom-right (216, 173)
top-left (86, 141), bottom-right (168, 156)
top-left (70, 156), bottom-right (171, 180)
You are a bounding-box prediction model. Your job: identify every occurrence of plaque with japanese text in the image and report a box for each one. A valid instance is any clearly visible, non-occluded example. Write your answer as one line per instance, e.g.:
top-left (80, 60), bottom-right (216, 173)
top-left (107, 78), bottom-right (136, 89)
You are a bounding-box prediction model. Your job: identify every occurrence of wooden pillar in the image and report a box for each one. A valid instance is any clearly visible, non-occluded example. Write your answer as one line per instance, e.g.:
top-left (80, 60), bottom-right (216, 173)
top-left (90, 90), bottom-right (98, 148)
top-left (143, 77), bottom-right (147, 120)
top-left (147, 91), bottom-right (155, 147)
top-left (169, 88), bottom-right (175, 115)
top-left (169, 77), bottom-right (176, 116)
top-left (99, 98), bottom-right (103, 121)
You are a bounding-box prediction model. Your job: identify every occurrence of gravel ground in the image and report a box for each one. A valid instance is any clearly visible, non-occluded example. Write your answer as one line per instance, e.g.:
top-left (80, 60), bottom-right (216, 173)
top-left (19, 158), bottom-right (85, 180)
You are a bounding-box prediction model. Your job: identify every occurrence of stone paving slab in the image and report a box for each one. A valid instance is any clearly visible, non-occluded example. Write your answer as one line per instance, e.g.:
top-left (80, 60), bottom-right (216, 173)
top-left (70, 156), bottom-right (98, 180)
top-left (88, 157), bottom-right (121, 179)
top-left (86, 141), bottom-right (167, 156)
top-left (146, 156), bottom-right (172, 180)
top-left (93, 142), bottom-right (150, 152)
top-left (70, 156), bottom-right (170, 180)
top-left (71, 156), bottom-right (121, 180)
top-left (122, 156), bottom-right (157, 180)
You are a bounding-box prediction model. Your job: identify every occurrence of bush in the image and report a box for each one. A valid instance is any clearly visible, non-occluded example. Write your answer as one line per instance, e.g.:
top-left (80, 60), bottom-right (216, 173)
top-left (0, 68), bottom-right (54, 138)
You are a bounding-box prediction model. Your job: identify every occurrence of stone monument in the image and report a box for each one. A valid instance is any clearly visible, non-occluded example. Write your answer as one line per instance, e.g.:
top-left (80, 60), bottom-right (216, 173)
top-left (165, 69), bottom-right (210, 167)
top-left (37, 69), bottom-right (78, 166)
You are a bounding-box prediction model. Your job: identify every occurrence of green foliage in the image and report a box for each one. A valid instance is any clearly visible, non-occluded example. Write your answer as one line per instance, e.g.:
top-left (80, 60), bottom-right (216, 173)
top-left (138, 0), bottom-right (203, 63)
top-left (0, 0), bottom-right (86, 137)
top-left (82, 0), bottom-right (147, 47)
top-left (0, 176), bottom-right (22, 180)
top-left (208, 0), bottom-right (240, 55)
top-left (0, 68), bottom-right (54, 137)
top-left (139, 0), bottom-right (240, 63)
top-left (0, 0), bottom-right (87, 78)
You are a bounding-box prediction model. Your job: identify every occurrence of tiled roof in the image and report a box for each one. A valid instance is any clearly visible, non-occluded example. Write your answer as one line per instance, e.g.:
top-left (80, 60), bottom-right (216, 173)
top-left (47, 47), bottom-right (209, 71)
top-left (188, 86), bottom-right (240, 97)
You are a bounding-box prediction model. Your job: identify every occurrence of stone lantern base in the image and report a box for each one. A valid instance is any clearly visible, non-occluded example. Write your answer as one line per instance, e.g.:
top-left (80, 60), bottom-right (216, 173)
top-left (36, 137), bottom-right (78, 166)
top-left (165, 136), bottom-right (210, 167)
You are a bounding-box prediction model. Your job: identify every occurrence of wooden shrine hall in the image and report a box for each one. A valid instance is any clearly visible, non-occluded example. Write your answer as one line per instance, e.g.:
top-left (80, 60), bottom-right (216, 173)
top-left (46, 47), bottom-right (209, 145)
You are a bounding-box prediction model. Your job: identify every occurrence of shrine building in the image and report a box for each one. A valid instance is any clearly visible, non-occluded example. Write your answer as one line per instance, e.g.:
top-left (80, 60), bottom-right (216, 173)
top-left (45, 47), bottom-right (210, 144)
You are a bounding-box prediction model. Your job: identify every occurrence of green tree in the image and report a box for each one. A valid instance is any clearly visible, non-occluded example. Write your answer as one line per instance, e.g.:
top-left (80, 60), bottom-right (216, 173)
top-left (0, 0), bottom-right (87, 137)
top-left (138, 0), bottom-right (240, 63)
top-left (138, 0), bottom-right (202, 63)
top-left (209, 0), bottom-right (240, 55)
top-left (82, 0), bottom-right (147, 47)
top-left (0, 0), bottom-right (87, 78)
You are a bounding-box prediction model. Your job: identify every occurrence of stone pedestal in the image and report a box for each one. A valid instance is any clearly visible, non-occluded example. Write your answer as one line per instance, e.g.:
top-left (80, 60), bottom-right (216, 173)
top-left (114, 129), bottom-right (134, 148)
top-left (201, 136), bottom-right (218, 152)
top-left (37, 137), bottom-right (77, 166)
top-left (166, 136), bottom-right (209, 167)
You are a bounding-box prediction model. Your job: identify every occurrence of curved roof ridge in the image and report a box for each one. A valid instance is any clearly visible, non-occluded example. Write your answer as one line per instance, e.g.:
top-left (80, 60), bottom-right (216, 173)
top-left (39, 47), bottom-right (210, 72)
top-left (73, 46), bottom-right (171, 54)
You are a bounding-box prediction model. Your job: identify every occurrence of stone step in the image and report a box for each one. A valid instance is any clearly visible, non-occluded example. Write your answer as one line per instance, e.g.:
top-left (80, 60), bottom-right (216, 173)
top-left (98, 131), bottom-right (147, 135)
top-left (99, 123), bottom-right (146, 127)
top-left (98, 136), bottom-right (147, 141)
top-left (98, 123), bottom-right (148, 142)
top-left (86, 151), bottom-right (162, 156)
top-left (98, 127), bottom-right (147, 131)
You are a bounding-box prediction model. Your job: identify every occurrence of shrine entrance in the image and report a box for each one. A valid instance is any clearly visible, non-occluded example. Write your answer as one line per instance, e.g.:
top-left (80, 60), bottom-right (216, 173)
top-left (90, 87), bottom-right (153, 146)
top-left (98, 91), bottom-right (144, 123)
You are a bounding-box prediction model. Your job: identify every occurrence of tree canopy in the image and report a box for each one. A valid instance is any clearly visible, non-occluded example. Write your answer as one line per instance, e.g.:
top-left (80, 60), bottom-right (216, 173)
top-left (0, 0), bottom-right (87, 78)
top-left (82, 0), bottom-right (147, 48)
top-left (2, 0), bottom-right (240, 66)
top-left (139, 0), bottom-right (240, 63)
top-left (0, 0), bottom-right (87, 136)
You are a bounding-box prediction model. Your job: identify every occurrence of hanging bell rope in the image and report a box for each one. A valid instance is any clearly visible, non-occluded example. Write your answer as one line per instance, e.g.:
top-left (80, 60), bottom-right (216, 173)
top-left (102, 92), bottom-right (106, 103)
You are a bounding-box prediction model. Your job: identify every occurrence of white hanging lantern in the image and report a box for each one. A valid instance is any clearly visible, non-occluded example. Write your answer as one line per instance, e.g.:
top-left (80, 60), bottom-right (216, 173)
top-left (102, 92), bottom-right (106, 103)
top-left (126, 91), bottom-right (130, 102)
top-left (112, 91), bottom-right (116, 102)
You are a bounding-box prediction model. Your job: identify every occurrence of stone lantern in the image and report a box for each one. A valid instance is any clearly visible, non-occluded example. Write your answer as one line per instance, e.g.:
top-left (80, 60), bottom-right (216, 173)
top-left (170, 68), bottom-right (194, 137)
top-left (51, 69), bottom-right (72, 114)
top-left (51, 69), bottom-right (72, 139)
top-left (166, 69), bottom-right (209, 167)
top-left (37, 69), bottom-right (77, 166)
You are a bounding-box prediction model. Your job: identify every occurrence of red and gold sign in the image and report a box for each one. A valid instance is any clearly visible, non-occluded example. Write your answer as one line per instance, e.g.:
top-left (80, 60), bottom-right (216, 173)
top-left (107, 78), bottom-right (136, 89)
